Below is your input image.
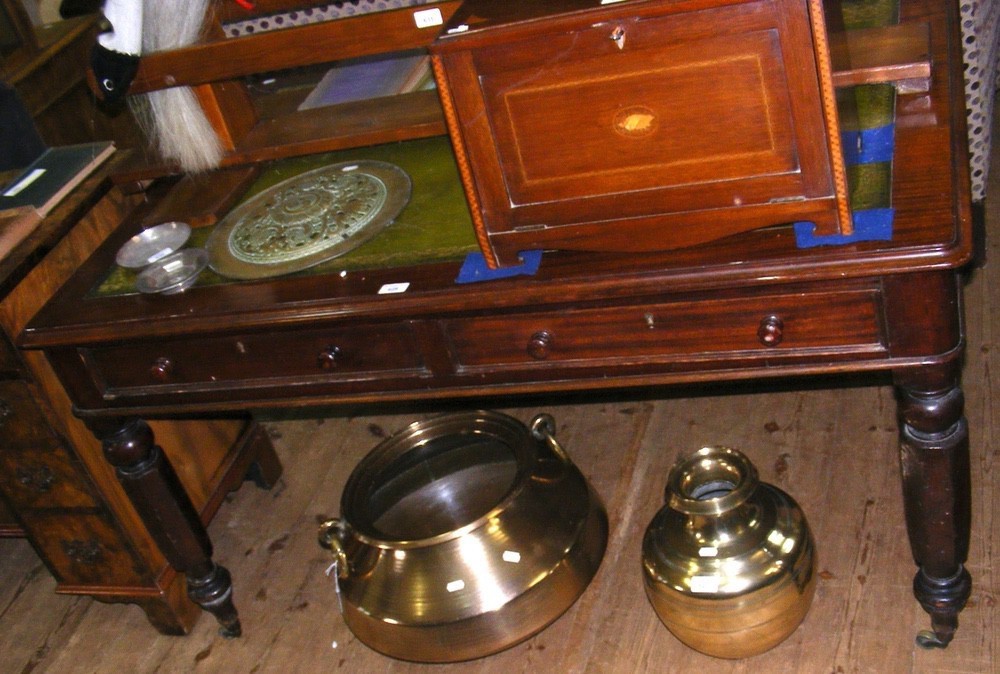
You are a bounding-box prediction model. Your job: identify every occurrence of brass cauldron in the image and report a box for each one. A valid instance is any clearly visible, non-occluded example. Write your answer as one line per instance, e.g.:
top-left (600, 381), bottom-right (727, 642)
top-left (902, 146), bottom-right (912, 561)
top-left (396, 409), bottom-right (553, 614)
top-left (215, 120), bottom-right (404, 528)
top-left (319, 411), bottom-right (608, 663)
top-left (642, 446), bottom-right (816, 659)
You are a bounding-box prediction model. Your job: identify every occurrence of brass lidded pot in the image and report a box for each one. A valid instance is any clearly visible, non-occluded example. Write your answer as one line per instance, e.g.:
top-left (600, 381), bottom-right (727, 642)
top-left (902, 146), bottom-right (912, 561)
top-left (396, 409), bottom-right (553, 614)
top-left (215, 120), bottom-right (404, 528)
top-left (642, 446), bottom-right (816, 659)
top-left (319, 411), bottom-right (608, 663)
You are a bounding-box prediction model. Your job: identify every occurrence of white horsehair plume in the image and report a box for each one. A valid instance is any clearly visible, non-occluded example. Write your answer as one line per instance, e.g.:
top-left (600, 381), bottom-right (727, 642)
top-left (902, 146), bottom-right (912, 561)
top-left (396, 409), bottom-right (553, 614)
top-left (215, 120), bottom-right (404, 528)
top-left (98, 0), bottom-right (142, 55)
top-left (129, 0), bottom-right (223, 173)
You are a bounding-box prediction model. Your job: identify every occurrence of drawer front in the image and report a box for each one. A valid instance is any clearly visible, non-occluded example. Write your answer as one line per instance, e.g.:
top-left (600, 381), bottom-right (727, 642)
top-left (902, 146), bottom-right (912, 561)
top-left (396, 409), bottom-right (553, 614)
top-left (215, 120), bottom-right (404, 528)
top-left (85, 323), bottom-right (428, 394)
top-left (458, 0), bottom-right (832, 230)
top-left (0, 447), bottom-right (100, 510)
top-left (0, 379), bottom-right (57, 450)
top-left (444, 289), bottom-right (885, 371)
top-left (0, 381), bottom-right (100, 509)
top-left (16, 511), bottom-right (149, 586)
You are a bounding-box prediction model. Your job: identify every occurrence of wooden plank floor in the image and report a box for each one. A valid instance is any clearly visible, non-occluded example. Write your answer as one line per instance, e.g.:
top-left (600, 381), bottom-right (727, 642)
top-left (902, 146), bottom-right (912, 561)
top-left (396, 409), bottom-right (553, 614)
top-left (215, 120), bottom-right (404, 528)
top-left (1, 159), bottom-right (997, 674)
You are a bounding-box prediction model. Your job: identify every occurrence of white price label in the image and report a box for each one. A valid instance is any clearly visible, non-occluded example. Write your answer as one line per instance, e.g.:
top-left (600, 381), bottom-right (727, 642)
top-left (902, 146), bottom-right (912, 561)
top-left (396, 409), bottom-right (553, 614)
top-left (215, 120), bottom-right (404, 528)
top-left (378, 282), bottom-right (410, 295)
top-left (413, 8), bottom-right (443, 28)
top-left (690, 575), bottom-right (721, 594)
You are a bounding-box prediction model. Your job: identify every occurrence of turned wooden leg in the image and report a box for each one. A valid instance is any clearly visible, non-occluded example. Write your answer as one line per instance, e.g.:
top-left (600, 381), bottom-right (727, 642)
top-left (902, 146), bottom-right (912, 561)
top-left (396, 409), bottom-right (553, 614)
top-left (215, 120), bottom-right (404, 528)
top-left (894, 364), bottom-right (972, 649)
top-left (88, 417), bottom-right (242, 638)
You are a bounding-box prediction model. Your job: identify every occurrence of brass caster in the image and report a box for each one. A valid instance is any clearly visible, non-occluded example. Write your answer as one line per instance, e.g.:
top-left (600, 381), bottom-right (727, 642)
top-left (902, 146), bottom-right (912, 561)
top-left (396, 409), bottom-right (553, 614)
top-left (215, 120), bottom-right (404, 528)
top-left (915, 629), bottom-right (950, 650)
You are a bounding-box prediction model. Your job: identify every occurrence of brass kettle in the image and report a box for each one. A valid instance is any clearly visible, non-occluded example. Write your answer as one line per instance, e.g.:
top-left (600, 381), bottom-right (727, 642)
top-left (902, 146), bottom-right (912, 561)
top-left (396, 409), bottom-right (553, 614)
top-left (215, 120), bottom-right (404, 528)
top-left (319, 411), bottom-right (608, 663)
top-left (642, 446), bottom-right (816, 659)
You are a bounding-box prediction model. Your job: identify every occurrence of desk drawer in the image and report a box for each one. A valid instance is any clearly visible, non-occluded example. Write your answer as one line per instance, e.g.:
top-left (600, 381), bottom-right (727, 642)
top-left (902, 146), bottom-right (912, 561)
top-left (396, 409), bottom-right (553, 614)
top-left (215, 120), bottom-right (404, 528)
top-left (444, 288), bottom-right (885, 371)
top-left (84, 323), bottom-right (427, 394)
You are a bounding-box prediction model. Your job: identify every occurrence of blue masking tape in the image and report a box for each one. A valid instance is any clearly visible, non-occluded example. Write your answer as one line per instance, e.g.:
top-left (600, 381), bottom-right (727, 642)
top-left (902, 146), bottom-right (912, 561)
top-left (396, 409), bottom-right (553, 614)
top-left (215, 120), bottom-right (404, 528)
top-left (798, 122), bottom-right (896, 247)
top-left (841, 125), bottom-right (895, 165)
top-left (794, 208), bottom-right (894, 248)
top-left (456, 249), bottom-right (543, 284)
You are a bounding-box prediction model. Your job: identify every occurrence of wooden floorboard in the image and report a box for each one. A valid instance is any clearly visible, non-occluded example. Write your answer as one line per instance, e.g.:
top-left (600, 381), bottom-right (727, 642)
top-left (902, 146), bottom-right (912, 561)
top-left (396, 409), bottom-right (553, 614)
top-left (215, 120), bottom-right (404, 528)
top-left (1, 136), bottom-right (997, 674)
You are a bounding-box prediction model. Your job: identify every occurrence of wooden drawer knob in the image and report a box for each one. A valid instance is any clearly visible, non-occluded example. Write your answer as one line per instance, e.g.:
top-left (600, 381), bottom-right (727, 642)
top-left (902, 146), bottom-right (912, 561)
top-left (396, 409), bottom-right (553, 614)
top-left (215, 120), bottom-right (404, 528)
top-left (527, 331), bottom-right (553, 360)
top-left (150, 357), bottom-right (174, 381)
top-left (318, 346), bottom-right (343, 369)
top-left (757, 315), bottom-right (784, 347)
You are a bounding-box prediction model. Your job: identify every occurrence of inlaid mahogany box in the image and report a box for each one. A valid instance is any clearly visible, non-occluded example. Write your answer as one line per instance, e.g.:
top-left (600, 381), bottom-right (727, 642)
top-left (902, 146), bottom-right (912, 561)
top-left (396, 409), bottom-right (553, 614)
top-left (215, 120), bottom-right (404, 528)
top-left (430, 0), bottom-right (851, 266)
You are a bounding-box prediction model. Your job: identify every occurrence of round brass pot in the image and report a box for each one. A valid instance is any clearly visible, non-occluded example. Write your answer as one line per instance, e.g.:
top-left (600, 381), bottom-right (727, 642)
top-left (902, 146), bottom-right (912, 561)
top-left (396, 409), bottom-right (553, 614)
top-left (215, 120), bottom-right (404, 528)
top-left (642, 446), bottom-right (816, 659)
top-left (319, 411), bottom-right (608, 663)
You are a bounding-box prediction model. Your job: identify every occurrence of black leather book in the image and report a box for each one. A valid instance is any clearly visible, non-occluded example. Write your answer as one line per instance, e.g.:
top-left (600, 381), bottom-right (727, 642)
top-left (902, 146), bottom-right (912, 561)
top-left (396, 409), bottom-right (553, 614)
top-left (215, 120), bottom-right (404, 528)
top-left (1, 141), bottom-right (115, 217)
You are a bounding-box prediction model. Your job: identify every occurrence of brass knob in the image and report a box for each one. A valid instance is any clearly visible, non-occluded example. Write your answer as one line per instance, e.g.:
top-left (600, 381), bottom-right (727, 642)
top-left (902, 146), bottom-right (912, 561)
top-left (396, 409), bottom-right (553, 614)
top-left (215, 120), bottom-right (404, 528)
top-left (150, 357), bottom-right (173, 381)
top-left (318, 345), bottom-right (343, 369)
top-left (757, 316), bottom-right (784, 347)
top-left (527, 331), bottom-right (553, 360)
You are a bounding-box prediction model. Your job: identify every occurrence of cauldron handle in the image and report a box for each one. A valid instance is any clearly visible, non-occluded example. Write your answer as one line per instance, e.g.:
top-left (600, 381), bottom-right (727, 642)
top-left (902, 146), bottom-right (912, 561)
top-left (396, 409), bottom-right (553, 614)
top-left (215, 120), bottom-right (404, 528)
top-left (530, 413), bottom-right (571, 465)
top-left (318, 518), bottom-right (350, 579)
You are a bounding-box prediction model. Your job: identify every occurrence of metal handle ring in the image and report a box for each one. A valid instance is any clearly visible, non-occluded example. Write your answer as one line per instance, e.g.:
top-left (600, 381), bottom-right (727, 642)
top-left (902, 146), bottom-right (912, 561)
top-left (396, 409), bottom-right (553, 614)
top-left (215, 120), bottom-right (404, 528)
top-left (318, 518), bottom-right (350, 579)
top-left (530, 413), bottom-right (571, 464)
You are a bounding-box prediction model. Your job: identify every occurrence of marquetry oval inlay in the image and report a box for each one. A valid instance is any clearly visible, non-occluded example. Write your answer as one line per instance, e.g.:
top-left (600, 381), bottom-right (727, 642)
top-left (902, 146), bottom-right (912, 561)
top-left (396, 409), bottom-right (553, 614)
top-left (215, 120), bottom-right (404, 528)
top-left (613, 106), bottom-right (658, 138)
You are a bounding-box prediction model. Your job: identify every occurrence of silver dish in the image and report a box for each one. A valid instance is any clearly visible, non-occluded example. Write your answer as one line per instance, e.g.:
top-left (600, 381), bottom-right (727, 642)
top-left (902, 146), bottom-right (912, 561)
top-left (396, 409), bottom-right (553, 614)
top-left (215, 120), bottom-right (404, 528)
top-left (135, 248), bottom-right (208, 295)
top-left (116, 221), bottom-right (192, 268)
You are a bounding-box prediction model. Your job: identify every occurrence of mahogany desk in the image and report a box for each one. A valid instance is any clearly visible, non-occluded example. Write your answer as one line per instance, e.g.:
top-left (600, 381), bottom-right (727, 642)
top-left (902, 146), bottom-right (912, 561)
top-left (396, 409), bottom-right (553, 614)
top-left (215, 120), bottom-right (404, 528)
top-left (19, 0), bottom-right (974, 649)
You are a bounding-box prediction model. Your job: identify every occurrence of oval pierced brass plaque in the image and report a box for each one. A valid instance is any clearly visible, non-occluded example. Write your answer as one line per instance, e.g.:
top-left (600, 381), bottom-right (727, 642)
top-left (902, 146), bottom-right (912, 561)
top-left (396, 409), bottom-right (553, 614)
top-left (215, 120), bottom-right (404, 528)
top-left (207, 160), bottom-right (411, 279)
